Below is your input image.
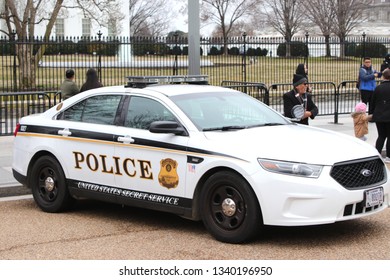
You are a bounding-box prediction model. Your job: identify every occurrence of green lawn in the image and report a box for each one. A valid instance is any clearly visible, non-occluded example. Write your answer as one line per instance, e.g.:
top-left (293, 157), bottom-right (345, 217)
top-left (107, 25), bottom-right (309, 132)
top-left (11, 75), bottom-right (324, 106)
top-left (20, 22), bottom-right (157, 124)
top-left (0, 54), bottom-right (384, 92)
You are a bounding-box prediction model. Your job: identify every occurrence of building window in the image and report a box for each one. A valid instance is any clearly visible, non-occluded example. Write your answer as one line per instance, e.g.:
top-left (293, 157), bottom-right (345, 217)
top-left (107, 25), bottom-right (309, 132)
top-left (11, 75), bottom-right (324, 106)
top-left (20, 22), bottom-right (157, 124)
top-left (82, 18), bottom-right (91, 38)
top-left (107, 19), bottom-right (117, 38)
top-left (55, 18), bottom-right (65, 37)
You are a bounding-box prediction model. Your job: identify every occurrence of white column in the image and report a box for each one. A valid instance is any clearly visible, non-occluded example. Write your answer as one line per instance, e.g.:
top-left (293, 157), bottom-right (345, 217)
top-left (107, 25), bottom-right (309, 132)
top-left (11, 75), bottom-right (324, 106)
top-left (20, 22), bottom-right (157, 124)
top-left (188, 0), bottom-right (200, 75)
top-left (118, 0), bottom-right (131, 63)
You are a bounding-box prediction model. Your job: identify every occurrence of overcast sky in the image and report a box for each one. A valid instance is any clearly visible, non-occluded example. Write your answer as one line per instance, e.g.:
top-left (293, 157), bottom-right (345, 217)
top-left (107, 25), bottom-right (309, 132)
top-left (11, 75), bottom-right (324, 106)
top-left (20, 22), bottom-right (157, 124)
top-left (167, 1), bottom-right (214, 36)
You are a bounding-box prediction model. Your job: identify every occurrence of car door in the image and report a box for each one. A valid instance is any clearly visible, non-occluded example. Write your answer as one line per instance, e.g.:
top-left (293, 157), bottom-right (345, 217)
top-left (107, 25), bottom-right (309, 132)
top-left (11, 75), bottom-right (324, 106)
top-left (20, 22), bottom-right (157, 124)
top-left (56, 93), bottom-right (124, 188)
top-left (113, 95), bottom-right (189, 207)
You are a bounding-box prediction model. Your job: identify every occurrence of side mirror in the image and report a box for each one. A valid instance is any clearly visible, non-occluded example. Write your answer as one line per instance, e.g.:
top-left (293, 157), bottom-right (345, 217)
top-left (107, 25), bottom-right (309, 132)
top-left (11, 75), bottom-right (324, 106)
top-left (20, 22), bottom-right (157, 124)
top-left (149, 121), bottom-right (187, 136)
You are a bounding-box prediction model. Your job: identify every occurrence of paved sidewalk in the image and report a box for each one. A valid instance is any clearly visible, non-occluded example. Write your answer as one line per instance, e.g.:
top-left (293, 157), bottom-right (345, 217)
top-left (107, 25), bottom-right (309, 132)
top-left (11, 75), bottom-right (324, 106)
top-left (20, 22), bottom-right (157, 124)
top-left (0, 135), bottom-right (17, 188)
top-left (0, 114), bottom-right (379, 189)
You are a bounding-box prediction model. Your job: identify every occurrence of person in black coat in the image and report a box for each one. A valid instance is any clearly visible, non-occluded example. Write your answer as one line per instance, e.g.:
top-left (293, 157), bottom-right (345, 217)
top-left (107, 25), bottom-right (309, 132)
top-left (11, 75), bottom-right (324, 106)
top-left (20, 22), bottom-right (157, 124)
top-left (295, 63), bottom-right (312, 93)
top-left (369, 68), bottom-right (390, 162)
top-left (283, 74), bottom-right (318, 125)
top-left (80, 68), bottom-right (103, 92)
top-left (295, 63), bottom-right (308, 78)
top-left (380, 53), bottom-right (390, 73)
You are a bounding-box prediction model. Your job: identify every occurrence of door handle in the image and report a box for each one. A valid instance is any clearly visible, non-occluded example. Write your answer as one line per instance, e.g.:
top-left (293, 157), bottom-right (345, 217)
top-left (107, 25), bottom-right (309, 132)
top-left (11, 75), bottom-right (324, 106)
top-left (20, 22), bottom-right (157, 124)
top-left (58, 128), bottom-right (72, 136)
top-left (117, 135), bottom-right (135, 144)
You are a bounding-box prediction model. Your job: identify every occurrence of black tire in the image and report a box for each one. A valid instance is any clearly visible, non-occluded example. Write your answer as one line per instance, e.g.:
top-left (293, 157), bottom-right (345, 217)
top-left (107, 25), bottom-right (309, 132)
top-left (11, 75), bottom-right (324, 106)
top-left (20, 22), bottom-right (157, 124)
top-left (200, 171), bottom-right (263, 243)
top-left (29, 155), bottom-right (73, 213)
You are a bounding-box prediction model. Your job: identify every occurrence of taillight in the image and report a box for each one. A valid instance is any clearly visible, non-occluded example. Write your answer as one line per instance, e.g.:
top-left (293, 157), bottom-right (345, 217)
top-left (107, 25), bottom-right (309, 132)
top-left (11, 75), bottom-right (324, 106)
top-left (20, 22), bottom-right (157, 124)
top-left (14, 123), bottom-right (21, 137)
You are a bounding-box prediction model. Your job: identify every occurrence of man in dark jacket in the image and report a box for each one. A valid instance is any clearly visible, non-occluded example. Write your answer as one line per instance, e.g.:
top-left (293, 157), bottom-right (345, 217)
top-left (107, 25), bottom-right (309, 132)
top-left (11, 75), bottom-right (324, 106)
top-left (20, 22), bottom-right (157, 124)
top-left (283, 74), bottom-right (318, 125)
top-left (369, 68), bottom-right (390, 162)
top-left (60, 69), bottom-right (79, 100)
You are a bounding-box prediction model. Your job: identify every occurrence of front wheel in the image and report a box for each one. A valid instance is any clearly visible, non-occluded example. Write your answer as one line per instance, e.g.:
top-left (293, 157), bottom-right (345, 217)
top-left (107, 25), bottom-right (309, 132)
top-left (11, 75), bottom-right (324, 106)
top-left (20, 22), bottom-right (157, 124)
top-left (200, 171), bottom-right (262, 243)
top-left (29, 155), bottom-right (73, 213)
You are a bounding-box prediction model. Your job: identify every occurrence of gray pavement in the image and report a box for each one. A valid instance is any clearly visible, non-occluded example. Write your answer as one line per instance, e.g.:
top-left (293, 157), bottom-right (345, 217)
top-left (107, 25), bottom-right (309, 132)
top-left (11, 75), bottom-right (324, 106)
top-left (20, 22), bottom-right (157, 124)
top-left (0, 114), bottom-right (380, 192)
top-left (0, 135), bottom-right (18, 188)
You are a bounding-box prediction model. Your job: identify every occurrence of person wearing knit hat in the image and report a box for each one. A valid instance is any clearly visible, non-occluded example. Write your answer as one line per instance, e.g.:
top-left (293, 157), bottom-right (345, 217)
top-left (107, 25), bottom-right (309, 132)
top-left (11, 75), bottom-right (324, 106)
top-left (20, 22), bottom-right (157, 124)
top-left (351, 102), bottom-right (372, 141)
top-left (283, 74), bottom-right (318, 125)
top-left (292, 74), bottom-right (307, 87)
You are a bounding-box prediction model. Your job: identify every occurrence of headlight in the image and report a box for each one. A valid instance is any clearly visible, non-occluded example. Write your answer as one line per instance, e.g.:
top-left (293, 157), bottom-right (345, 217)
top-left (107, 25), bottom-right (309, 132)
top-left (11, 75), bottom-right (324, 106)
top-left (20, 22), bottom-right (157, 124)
top-left (258, 159), bottom-right (323, 178)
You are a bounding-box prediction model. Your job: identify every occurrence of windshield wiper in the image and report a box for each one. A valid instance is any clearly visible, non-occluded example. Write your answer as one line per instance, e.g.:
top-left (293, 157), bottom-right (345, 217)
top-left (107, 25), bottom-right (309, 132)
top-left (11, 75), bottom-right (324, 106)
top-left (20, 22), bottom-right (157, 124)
top-left (262, 122), bottom-right (284, 126)
top-left (203, 125), bottom-right (246, 131)
top-left (246, 123), bottom-right (284, 128)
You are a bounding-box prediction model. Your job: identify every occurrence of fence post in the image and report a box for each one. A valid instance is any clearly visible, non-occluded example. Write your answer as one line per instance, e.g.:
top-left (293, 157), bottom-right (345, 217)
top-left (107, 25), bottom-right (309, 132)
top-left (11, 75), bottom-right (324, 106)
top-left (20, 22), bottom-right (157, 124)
top-left (173, 32), bottom-right (178, 76)
top-left (97, 30), bottom-right (102, 82)
top-left (334, 83), bottom-right (340, 124)
top-left (305, 32), bottom-right (309, 68)
top-left (242, 32), bottom-right (247, 90)
top-left (362, 32), bottom-right (366, 58)
top-left (11, 30), bottom-right (17, 92)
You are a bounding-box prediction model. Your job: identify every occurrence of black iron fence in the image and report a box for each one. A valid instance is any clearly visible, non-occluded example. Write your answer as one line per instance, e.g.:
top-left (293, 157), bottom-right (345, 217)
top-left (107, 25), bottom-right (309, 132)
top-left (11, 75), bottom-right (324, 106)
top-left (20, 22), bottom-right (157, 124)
top-left (1, 34), bottom-right (388, 135)
top-left (221, 80), bottom-right (360, 123)
top-left (0, 80), bottom-right (361, 136)
top-left (1, 34), bottom-right (390, 92)
top-left (0, 91), bottom-right (60, 135)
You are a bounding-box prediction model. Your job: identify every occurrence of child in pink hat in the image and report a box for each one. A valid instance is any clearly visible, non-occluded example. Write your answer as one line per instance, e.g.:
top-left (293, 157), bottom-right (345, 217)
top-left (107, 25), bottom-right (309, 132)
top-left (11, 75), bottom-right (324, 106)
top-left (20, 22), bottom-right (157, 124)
top-left (351, 102), bottom-right (372, 141)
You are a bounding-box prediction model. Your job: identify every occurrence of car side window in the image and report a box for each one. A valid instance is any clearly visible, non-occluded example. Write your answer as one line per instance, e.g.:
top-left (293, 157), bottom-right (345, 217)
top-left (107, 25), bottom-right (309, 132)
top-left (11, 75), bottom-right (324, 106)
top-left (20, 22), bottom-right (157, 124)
top-left (125, 96), bottom-right (175, 129)
top-left (58, 95), bottom-right (122, 125)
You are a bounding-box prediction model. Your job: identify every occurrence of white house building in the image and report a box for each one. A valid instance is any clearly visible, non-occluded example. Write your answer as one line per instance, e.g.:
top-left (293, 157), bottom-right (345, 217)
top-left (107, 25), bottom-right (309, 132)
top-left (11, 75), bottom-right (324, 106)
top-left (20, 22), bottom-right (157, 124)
top-left (0, 0), bottom-right (129, 39)
top-left (1, 0), bottom-right (388, 39)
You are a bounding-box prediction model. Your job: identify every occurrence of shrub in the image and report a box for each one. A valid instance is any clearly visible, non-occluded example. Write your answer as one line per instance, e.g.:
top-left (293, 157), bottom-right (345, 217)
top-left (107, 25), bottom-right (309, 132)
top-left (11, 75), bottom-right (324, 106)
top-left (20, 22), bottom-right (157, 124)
top-left (277, 41), bottom-right (308, 57)
top-left (355, 42), bottom-right (387, 58)
top-left (209, 46), bottom-right (221, 55)
top-left (229, 47), bottom-right (239, 55)
top-left (132, 38), bottom-right (170, 55)
top-left (345, 41), bottom-right (357, 57)
top-left (0, 40), bottom-right (13, 55)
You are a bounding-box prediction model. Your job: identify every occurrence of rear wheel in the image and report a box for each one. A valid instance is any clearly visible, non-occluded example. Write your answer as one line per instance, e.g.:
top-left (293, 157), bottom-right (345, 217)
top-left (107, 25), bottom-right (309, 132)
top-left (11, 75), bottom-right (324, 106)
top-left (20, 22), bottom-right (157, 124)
top-left (200, 171), bottom-right (262, 243)
top-left (29, 156), bottom-right (73, 212)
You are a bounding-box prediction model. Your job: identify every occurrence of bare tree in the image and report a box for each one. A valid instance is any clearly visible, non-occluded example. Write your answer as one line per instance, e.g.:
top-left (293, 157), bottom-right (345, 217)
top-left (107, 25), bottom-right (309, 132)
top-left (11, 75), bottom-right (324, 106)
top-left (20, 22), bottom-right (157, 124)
top-left (4, 0), bottom-right (64, 90)
top-left (73, 0), bottom-right (125, 35)
top-left (302, 0), bottom-right (335, 57)
top-left (263, 0), bottom-right (303, 41)
top-left (200, 0), bottom-right (261, 55)
top-left (210, 20), bottom-right (255, 37)
top-left (330, 0), bottom-right (368, 57)
top-left (0, 0), bottom-right (122, 90)
top-left (262, 0), bottom-right (304, 56)
top-left (128, 0), bottom-right (173, 36)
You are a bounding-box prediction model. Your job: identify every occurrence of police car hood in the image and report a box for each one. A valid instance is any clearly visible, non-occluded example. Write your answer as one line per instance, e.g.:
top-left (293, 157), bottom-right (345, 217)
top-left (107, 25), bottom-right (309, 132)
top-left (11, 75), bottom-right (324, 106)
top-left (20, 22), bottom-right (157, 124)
top-left (202, 124), bottom-right (379, 165)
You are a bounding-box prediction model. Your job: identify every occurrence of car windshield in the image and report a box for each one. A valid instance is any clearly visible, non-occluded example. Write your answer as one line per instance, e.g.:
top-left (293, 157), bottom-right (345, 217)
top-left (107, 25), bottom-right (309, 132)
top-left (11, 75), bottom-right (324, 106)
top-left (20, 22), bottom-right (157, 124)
top-left (170, 90), bottom-right (289, 131)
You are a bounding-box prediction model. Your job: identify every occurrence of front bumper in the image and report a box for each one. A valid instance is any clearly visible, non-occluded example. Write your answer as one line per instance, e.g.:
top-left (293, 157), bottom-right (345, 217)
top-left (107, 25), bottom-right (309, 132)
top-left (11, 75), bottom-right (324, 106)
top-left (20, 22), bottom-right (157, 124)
top-left (250, 165), bottom-right (390, 226)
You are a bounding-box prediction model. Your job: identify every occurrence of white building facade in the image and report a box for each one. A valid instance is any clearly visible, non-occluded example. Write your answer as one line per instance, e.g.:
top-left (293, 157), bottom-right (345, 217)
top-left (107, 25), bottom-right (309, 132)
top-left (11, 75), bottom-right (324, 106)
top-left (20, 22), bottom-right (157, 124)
top-left (0, 0), bottom-right (129, 39)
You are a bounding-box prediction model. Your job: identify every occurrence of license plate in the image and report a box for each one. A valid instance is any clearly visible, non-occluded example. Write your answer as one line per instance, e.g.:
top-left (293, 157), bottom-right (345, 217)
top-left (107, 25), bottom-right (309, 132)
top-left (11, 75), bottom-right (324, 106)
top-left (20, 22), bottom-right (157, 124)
top-left (364, 187), bottom-right (384, 207)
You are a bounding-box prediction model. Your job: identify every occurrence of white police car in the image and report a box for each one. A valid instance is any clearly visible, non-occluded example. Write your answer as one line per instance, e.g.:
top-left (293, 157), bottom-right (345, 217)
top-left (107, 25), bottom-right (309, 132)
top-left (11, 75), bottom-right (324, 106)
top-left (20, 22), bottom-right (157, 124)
top-left (12, 75), bottom-right (389, 243)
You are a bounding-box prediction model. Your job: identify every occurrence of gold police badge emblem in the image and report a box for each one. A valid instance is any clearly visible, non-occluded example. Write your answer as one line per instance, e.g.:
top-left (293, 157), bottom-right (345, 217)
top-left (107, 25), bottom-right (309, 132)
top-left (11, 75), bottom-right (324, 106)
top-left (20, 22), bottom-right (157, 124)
top-left (158, 158), bottom-right (179, 189)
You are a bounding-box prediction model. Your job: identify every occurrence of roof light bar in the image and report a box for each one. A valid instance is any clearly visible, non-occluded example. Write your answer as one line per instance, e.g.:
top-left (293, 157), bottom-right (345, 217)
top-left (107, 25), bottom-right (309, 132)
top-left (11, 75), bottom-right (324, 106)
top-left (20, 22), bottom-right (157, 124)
top-left (126, 75), bottom-right (209, 88)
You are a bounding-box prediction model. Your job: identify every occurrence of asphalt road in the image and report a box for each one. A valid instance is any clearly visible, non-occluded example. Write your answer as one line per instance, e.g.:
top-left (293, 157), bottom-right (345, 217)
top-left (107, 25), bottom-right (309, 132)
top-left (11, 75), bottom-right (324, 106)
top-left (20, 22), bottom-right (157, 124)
top-left (1, 197), bottom-right (389, 260)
